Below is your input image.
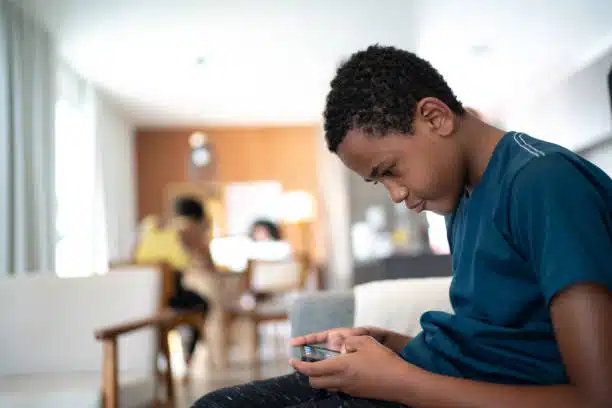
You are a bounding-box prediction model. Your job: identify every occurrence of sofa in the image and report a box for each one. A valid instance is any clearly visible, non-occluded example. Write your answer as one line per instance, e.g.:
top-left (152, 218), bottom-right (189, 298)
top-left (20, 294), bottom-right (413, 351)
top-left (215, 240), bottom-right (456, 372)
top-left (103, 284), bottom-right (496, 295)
top-left (289, 277), bottom-right (453, 358)
top-left (0, 267), bottom-right (161, 408)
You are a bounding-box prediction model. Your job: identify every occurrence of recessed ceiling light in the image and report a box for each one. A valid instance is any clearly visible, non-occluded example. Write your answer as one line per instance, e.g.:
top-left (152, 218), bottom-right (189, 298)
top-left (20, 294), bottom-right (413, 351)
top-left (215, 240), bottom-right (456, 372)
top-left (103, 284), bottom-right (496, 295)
top-left (470, 45), bottom-right (491, 57)
top-left (195, 56), bottom-right (206, 66)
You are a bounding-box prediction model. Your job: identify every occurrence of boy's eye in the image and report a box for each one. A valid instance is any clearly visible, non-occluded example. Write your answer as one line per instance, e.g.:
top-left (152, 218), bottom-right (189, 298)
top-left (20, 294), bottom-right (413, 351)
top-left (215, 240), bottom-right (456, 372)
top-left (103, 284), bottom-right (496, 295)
top-left (381, 167), bottom-right (394, 177)
top-left (372, 168), bottom-right (394, 185)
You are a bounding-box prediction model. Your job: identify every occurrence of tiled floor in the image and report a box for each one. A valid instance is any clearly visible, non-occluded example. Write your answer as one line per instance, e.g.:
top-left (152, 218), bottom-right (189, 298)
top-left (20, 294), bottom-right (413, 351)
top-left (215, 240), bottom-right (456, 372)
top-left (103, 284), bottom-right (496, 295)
top-left (172, 358), bottom-right (293, 408)
top-left (168, 321), bottom-right (294, 408)
top-left (0, 322), bottom-right (293, 408)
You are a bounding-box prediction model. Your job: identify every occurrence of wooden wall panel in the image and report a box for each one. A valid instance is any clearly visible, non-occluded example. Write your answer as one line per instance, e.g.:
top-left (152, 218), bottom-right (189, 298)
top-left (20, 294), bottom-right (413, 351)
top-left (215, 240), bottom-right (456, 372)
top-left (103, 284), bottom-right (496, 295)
top-left (135, 125), bottom-right (321, 259)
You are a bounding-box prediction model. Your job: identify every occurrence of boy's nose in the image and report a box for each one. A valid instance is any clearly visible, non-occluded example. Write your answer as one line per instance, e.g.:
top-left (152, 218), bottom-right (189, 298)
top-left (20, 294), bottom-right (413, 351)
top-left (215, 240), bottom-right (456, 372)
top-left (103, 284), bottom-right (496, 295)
top-left (389, 185), bottom-right (408, 204)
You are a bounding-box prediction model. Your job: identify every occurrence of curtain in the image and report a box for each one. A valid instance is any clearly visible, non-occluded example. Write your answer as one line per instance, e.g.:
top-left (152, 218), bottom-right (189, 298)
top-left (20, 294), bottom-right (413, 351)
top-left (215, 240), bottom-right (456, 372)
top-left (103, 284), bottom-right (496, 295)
top-left (0, 0), bottom-right (56, 275)
top-left (95, 92), bottom-right (136, 264)
top-left (55, 63), bottom-right (109, 277)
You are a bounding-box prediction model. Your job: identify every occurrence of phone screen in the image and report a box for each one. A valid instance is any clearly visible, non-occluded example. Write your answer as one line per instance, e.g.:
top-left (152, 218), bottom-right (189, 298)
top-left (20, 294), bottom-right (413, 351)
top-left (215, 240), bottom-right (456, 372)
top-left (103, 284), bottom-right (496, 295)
top-left (299, 345), bottom-right (341, 362)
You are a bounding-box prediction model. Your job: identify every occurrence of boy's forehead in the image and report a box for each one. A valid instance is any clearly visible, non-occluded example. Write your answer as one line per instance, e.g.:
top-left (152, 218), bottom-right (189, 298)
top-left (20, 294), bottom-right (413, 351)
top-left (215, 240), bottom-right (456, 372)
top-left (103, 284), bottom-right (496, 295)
top-left (336, 131), bottom-right (371, 170)
top-left (337, 129), bottom-right (396, 175)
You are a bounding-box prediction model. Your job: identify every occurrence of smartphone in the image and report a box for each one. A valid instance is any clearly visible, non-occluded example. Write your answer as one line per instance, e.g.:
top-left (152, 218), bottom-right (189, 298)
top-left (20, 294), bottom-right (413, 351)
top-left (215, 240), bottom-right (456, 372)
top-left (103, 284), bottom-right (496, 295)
top-left (299, 345), bottom-right (341, 362)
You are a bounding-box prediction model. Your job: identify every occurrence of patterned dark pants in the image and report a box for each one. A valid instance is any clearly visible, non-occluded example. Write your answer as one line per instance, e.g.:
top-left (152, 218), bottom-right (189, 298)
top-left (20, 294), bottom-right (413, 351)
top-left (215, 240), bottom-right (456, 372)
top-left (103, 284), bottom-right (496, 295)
top-left (192, 372), bottom-right (408, 408)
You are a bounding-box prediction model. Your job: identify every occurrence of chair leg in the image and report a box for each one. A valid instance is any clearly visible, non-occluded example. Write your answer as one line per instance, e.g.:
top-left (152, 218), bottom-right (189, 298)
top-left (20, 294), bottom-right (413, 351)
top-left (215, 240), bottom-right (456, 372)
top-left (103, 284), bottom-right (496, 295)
top-left (160, 328), bottom-right (175, 404)
top-left (184, 321), bottom-right (206, 381)
top-left (101, 338), bottom-right (118, 408)
top-left (251, 320), bottom-right (261, 366)
top-left (274, 322), bottom-right (282, 359)
top-left (153, 328), bottom-right (165, 402)
top-left (218, 312), bottom-right (232, 369)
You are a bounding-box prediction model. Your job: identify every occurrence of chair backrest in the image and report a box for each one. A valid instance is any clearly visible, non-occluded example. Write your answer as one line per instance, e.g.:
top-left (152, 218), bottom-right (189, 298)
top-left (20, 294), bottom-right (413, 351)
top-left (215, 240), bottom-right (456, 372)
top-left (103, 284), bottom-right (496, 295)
top-left (246, 253), bottom-right (310, 293)
top-left (110, 261), bottom-right (174, 312)
top-left (0, 267), bottom-right (159, 376)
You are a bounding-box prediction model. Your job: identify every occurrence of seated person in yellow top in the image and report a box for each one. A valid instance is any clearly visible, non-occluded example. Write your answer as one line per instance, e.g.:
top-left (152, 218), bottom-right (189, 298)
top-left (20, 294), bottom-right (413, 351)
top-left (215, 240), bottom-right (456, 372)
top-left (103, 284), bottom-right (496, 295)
top-left (133, 196), bottom-right (214, 364)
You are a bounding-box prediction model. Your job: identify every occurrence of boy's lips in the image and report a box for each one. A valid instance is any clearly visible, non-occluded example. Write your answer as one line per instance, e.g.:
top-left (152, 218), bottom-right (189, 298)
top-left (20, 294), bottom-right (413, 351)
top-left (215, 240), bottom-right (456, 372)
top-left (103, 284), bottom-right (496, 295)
top-left (408, 200), bottom-right (425, 213)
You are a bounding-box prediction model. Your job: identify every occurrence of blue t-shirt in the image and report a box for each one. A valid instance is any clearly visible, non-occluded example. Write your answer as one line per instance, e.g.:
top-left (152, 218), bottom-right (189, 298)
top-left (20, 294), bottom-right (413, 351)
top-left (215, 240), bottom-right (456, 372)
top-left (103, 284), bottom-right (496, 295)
top-left (400, 131), bottom-right (612, 385)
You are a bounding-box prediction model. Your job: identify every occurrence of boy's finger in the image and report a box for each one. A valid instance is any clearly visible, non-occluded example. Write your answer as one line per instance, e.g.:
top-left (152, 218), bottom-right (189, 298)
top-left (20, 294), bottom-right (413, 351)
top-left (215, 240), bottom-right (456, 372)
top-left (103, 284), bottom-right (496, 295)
top-left (343, 335), bottom-right (374, 352)
top-left (290, 357), bottom-right (345, 377)
top-left (290, 331), bottom-right (328, 346)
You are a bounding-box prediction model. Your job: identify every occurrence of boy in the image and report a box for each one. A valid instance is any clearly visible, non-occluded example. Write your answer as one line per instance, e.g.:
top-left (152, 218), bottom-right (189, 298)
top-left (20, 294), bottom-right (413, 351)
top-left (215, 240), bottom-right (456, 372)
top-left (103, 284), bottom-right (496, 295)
top-left (193, 45), bottom-right (612, 407)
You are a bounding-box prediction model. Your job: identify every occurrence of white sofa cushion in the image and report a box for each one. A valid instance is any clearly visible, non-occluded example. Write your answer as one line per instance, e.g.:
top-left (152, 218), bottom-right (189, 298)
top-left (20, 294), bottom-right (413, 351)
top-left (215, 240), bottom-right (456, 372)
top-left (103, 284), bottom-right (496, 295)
top-left (0, 267), bottom-right (160, 407)
top-left (354, 277), bottom-right (453, 337)
top-left (0, 269), bottom-right (158, 375)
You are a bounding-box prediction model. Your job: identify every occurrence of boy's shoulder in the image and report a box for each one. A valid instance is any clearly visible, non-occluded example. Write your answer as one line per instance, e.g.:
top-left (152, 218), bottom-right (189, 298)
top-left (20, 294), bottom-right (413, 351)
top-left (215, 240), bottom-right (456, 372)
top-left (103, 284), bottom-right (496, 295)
top-left (469, 131), bottom-right (612, 228)
top-left (449, 131), bottom-right (612, 234)
top-left (499, 132), bottom-right (568, 180)
top-left (494, 132), bottom-right (583, 195)
top-left (495, 132), bottom-right (612, 223)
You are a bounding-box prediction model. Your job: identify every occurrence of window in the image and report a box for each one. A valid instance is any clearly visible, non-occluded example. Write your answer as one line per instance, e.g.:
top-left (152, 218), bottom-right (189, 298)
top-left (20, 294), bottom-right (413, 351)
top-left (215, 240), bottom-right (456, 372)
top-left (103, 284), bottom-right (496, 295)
top-left (55, 99), bottom-right (92, 276)
top-left (425, 211), bottom-right (450, 255)
top-left (54, 96), bottom-right (107, 276)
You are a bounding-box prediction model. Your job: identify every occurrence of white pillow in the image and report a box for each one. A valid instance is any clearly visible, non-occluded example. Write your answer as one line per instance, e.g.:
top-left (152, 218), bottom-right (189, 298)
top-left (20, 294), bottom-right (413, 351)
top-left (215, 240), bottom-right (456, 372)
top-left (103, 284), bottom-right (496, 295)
top-left (353, 277), bottom-right (453, 337)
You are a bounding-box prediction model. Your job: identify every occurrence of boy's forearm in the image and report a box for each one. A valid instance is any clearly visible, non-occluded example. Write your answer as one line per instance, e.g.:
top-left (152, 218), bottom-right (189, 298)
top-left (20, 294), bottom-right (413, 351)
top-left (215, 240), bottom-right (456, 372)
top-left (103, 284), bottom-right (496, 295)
top-left (365, 327), bottom-right (412, 353)
top-left (394, 365), bottom-right (597, 408)
top-left (383, 332), bottom-right (412, 354)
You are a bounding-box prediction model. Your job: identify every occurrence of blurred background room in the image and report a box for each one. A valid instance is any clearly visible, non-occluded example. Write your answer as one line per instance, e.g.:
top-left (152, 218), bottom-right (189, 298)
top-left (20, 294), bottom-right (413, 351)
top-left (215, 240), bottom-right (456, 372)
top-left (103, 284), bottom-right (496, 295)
top-left (1, 0), bottom-right (612, 407)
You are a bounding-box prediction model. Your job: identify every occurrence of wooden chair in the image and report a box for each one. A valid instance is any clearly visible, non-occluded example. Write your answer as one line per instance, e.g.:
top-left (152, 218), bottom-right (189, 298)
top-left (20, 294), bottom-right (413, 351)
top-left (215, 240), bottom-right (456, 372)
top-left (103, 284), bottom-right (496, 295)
top-left (219, 253), bottom-right (311, 363)
top-left (156, 262), bottom-right (208, 381)
top-left (1, 268), bottom-right (162, 408)
top-left (110, 262), bottom-right (207, 382)
top-left (94, 312), bottom-right (177, 408)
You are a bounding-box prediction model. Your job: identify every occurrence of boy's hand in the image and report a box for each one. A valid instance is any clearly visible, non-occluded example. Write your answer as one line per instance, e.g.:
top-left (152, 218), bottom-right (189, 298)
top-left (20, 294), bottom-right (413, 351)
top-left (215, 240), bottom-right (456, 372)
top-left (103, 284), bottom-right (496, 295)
top-left (291, 327), bottom-right (381, 351)
top-left (290, 336), bottom-right (412, 401)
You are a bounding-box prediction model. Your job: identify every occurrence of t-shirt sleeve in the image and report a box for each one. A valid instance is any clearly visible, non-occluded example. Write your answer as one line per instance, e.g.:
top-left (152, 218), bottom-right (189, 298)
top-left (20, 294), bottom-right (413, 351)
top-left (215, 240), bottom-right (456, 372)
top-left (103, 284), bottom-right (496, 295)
top-left (509, 154), bottom-right (612, 305)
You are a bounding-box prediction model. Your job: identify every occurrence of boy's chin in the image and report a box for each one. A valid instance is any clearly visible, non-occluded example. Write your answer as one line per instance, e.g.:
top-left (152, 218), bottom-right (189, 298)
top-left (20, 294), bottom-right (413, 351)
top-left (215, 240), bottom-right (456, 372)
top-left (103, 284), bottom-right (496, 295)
top-left (425, 201), bottom-right (456, 216)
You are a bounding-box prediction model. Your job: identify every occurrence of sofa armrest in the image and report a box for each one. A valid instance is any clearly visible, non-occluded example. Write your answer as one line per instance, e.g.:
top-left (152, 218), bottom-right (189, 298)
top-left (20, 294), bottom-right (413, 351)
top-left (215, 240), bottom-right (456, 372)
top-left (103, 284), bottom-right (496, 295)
top-left (289, 290), bottom-right (354, 358)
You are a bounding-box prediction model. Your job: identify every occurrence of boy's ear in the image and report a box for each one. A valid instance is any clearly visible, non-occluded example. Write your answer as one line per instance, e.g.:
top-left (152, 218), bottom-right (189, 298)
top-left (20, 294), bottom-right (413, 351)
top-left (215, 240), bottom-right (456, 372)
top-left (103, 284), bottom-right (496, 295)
top-left (416, 97), bottom-right (454, 137)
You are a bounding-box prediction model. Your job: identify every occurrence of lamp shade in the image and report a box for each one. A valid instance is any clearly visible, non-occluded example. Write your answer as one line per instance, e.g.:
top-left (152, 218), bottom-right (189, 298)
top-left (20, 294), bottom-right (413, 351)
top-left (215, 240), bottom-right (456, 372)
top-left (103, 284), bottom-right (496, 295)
top-left (191, 146), bottom-right (211, 167)
top-left (189, 131), bottom-right (207, 148)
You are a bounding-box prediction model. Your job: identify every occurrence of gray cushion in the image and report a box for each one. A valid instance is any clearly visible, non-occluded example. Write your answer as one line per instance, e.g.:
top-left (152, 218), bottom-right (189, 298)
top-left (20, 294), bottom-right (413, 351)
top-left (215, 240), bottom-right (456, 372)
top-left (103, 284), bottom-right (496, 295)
top-left (289, 290), bottom-right (354, 358)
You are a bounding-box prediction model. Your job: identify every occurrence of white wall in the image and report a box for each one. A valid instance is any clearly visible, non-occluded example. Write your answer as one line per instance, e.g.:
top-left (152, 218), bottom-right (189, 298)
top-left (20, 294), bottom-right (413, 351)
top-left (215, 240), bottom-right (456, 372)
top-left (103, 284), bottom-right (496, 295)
top-left (502, 47), bottom-right (612, 151)
top-left (96, 94), bottom-right (137, 262)
top-left (315, 127), bottom-right (353, 290)
top-left (583, 141), bottom-right (612, 176)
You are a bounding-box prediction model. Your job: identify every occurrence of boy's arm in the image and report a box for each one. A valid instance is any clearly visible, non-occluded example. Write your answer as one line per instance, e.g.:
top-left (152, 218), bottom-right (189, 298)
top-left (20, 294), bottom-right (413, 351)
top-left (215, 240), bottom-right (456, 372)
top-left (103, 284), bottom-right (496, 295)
top-left (294, 283), bottom-right (612, 408)
top-left (390, 282), bottom-right (612, 408)
top-left (366, 327), bottom-right (412, 353)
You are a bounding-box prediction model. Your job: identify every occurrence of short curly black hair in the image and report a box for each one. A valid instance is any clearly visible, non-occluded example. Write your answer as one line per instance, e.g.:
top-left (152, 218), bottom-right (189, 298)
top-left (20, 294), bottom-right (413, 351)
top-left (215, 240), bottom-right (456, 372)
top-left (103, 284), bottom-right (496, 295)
top-left (173, 196), bottom-right (206, 222)
top-left (323, 44), bottom-right (465, 152)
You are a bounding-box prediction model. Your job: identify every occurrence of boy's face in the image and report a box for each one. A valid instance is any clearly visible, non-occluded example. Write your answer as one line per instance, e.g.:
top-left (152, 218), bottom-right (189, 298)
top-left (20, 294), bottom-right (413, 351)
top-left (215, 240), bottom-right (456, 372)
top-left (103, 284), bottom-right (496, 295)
top-left (336, 98), bottom-right (466, 215)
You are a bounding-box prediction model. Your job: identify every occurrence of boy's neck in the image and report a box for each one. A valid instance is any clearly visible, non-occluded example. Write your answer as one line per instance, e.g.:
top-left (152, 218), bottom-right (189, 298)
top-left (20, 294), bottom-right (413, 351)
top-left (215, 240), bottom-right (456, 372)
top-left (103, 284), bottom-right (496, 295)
top-left (457, 115), bottom-right (506, 193)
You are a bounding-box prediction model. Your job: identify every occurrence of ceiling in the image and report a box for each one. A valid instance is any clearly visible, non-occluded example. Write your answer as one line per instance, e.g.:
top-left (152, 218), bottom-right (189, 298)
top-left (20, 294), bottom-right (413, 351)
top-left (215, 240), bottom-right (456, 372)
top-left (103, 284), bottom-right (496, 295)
top-left (21, 0), bottom-right (612, 127)
top-left (417, 0), bottom-right (612, 119)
